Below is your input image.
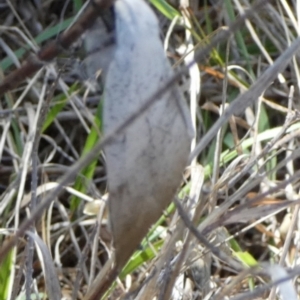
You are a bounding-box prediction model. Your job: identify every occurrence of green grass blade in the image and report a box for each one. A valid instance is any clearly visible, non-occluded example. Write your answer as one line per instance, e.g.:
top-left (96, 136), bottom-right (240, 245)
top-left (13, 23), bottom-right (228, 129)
top-left (120, 240), bottom-right (164, 279)
top-left (149, 0), bottom-right (180, 20)
top-left (234, 251), bottom-right (257, 267)
top-left (4, 94), bottom-right (23, 155)
top-left (204, 122), bottom-right (300, 178)
top-left (42, 84), bottom-right (79, 132)
top-left (0, 249), bottom-right (14, 300)
top-left (73, 0), bottom-right (83, 13)
top-left (224, 0), bottom-right (254, 78)
top-left (70, 98), bottom-right (103, 212)
top-left (0, 17), bottom-right (74, 71)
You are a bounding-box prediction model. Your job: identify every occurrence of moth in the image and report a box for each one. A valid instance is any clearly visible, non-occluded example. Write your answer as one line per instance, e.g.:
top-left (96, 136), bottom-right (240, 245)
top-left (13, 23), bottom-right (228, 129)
top-left (103, 0), bottom-right (194, 269)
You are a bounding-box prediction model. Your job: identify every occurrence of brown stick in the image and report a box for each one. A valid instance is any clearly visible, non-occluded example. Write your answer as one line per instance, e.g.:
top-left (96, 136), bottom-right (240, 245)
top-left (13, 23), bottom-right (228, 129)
top-left (0, 0), bottom-right (114, 96)
top-left (84, 263), bottom-right (119, 300)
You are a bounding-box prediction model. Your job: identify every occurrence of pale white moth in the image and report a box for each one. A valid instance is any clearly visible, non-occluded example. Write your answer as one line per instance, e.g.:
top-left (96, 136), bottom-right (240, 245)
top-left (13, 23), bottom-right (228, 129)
top-left (104, 0), bottom-right (194, 268)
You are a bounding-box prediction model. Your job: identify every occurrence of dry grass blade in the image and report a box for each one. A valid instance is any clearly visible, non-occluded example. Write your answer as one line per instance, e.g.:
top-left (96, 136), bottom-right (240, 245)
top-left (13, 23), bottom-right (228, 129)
top-left (0, 0), bottom-right (114, 96)
top-left (174, 198), bottom-right (244, 272)
top-left (26, 231), bottom-right (62, 300)
top-left (228, 264), bottom-right (300, 300)
top-left (190, 35), bottom-right (300, 161)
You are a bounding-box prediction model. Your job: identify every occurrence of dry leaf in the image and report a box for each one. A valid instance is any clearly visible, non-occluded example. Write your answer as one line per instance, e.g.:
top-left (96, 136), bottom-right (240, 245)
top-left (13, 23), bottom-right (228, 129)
top-left (104, 0), bottom-right (193, 269)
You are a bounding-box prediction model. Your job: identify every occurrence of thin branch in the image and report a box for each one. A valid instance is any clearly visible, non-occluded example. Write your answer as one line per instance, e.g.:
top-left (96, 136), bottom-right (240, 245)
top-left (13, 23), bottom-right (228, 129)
top-left (173, 198), bottom-right (243, 271)
top-left (0, 0), bottom-right (114, 96)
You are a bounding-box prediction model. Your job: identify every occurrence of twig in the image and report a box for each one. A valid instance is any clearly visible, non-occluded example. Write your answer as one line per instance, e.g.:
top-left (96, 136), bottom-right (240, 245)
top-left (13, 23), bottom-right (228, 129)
top-left (0, 0), bottom-right (114, 96)
top-left (83, 261), bottom-right (119, 300)
top-left (173, 198), bottom-right (243, 271)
